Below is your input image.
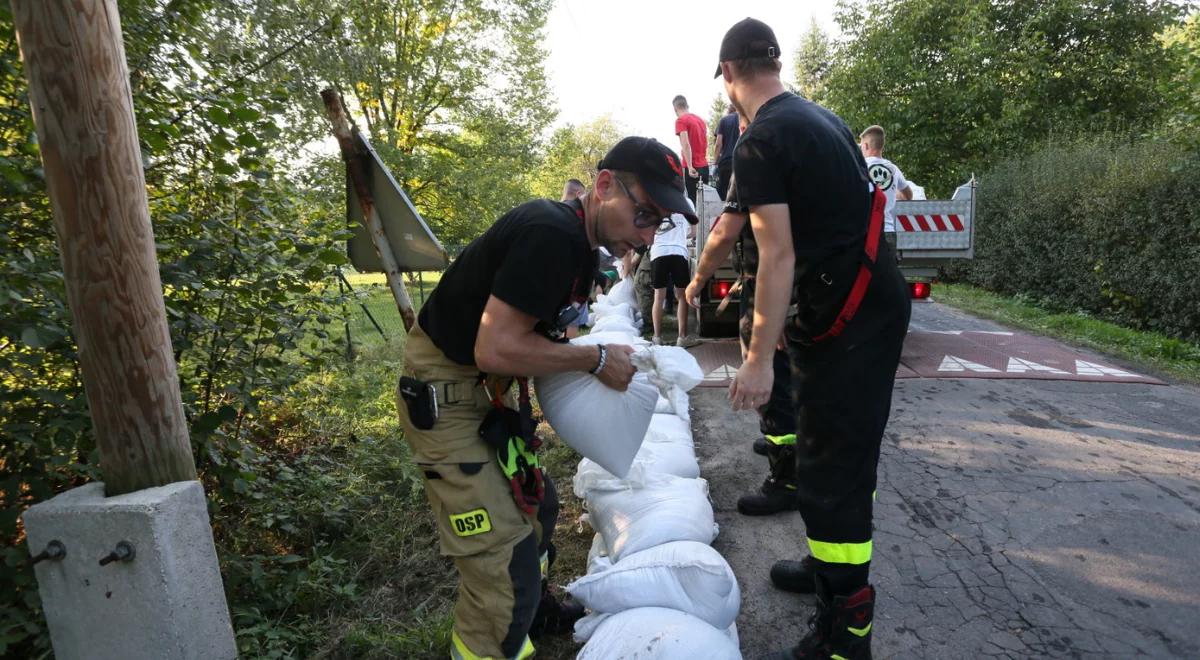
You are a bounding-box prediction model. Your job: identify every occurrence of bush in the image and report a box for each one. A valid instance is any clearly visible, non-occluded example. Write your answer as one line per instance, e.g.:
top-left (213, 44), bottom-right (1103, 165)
top-left (949, 136), bottom-right (1200, 341)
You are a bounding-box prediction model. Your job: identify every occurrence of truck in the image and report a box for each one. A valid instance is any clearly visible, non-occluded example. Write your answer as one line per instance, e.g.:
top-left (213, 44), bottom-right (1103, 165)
top-left (691, 179), bottom-right (976, 338)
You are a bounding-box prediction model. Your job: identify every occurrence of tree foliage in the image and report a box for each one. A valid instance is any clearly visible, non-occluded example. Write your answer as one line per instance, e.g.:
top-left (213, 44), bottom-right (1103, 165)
top-left (528, 115), bottom-right (625, 200)
top-left (823, 0), bottom-right (1187, 195)
top-left (1, 0), bottom-right (556, 655)
top-left (793, 17), bottom-right (833, 103)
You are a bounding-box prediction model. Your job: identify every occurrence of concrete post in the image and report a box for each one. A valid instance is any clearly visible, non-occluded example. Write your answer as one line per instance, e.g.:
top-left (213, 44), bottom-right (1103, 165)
top-left (24, 482), bottom-right (236, 660)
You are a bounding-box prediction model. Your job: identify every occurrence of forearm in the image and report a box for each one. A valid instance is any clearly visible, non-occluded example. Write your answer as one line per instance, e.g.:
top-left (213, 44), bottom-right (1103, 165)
top-left (747, 248), bottom-right (794, 364)
top-left (477, 331), bottom-right (601, 377)
top-left (680, 142), bottom-right (692, 168)
top-left (693, 221), bottom-right (739, 283)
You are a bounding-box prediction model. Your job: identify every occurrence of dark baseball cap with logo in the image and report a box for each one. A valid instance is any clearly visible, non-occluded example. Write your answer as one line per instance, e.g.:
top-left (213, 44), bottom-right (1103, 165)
top-left (598, 137), bottom-right (699, 225)
top-left (714, 17), bottom-right (781, 78)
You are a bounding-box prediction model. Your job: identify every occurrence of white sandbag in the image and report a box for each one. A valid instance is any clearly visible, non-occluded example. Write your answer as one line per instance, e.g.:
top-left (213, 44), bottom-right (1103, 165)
top-left (606, 277), bottom-right (638, 308)
top-left (631, 346), bottom-right (704, 392)
top-left (585, 474), bottom-right (717, 562)
top-left (631, 346), bottom-right (703, 422)
top-left (535, 369), bottom-right (656, 479)
top-left (590, 315), bottom-right (640, 335)
top-left (577, 607), bottom-right (742, 659)
top-left (587, 533), bottom-right (610, 573)
top-left (591, 300), bottom-right (635, 321)
top-left (573, 439), bottom-right (698, 496)
top-left (571, 330), bottom-right (648, 348)
top-left (646, 413), bottom-right (693, 444)
top-left (567, 541), bottom-right (741, 630)
top-left (654, 395), bottom-right (673, 413)
top-left (726, 623), bottom-right (739, 647)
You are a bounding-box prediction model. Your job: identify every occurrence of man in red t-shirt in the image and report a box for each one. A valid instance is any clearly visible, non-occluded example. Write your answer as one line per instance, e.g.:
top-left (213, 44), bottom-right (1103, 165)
top-left (673, 95), bottom-right (710, 203)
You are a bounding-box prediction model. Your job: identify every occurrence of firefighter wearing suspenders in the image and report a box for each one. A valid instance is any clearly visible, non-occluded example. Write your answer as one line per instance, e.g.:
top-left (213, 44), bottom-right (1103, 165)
top-left (717, 19), bottom-right (911, 660)
top-left (396, 137), bottom-right (698, 660)
top-left (687, 169), bottom-right (802, 517)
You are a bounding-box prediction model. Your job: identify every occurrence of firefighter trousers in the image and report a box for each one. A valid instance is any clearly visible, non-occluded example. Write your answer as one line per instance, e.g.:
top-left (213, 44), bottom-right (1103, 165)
top-left (397, 324), bottom-right (557, 659)
top-left (741, 277), bottom-right (799, 481)
top-left (787, 243), bottom-right (910, 595)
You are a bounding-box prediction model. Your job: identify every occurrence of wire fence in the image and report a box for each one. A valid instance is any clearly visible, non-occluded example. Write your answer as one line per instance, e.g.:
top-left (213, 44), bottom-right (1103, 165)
top-left (336, 271), bottom-right (440, 356)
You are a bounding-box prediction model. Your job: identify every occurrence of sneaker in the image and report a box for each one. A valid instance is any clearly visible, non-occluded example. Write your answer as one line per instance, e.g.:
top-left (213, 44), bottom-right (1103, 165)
top-left (652, 336), bottom-right (663, 345)
top-left (675, 335), bottom-right (700, 348)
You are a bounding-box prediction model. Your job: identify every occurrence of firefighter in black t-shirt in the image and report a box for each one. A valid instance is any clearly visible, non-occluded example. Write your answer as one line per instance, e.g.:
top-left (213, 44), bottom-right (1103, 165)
top-left (396, 137), bottom-right (698, 660)
top-left (716, 18), bottom-right (912, 660)
top-left (687, 170), bottom-right (801, 516)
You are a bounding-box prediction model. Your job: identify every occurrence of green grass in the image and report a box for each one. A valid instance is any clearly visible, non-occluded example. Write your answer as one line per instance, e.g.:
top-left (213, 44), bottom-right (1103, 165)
top-left (252, 291), bottom-right (590, 659)
top-left (936, 282), bottom-right (1200, 384)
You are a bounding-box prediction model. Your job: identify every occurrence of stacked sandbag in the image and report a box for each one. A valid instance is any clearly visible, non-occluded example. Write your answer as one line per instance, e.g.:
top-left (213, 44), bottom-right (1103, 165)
top-left (554, 294), bottom-right (742, 659)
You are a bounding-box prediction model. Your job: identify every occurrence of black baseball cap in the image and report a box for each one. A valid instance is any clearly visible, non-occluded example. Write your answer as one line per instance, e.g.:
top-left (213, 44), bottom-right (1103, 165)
top-left (714, 17), bottom-right (781, 78)
top-left (598, 137), bottom-right (699, 225)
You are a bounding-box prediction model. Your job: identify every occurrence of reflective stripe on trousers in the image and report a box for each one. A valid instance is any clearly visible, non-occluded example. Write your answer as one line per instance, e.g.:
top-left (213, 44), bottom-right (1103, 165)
top-left (807, 538), bottom-right (872, 565)
top-left (451, 631), bottom-right (534, 660)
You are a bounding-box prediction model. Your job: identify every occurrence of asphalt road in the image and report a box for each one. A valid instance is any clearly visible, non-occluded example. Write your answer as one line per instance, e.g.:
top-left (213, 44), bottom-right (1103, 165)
top-left (692, 301), bottom-right (1200, 659)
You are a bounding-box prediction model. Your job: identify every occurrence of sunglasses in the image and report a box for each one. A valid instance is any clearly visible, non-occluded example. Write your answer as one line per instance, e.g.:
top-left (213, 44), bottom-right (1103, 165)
top-left (613, 176), bottom-right (675, 231)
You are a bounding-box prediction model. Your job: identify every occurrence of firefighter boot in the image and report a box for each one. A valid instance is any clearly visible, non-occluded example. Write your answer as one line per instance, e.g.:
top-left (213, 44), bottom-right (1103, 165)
top-left (527, 581), bottom-right (584, 639)
top-left (737, 445), bottom-right (799, 515)
top-left (760, 577), bottom-right (875, 660)
top-left (770, 554), bottom-right (817, 594)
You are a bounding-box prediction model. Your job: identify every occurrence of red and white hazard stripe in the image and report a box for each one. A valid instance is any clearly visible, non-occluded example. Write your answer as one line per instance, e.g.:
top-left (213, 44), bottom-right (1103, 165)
top-left (897, 214), bottom-right (964, 232)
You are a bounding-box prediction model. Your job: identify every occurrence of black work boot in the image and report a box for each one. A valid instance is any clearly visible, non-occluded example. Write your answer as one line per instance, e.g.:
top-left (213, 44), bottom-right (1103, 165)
top-left (753, 436), bottom-right (769, 455)
top-left (770, 554), bottom-right (817, 594)
top-left (527, 582), bottom-right (584, 638)
top-left (760, 578), bottom-right (875, 660)
top-left (737, 476), bottom-right (799, 515)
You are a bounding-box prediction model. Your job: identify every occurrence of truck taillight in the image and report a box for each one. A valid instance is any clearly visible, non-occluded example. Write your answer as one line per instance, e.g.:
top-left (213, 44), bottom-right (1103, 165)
top-left (910, 282), bottom-right (931, 299)
top-left (710, 280), bottom-right (733, 299)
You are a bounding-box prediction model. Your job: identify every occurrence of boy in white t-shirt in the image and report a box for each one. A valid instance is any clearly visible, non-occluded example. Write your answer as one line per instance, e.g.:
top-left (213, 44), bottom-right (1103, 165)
top-left (649, 212), bottom-right (697, 346)
top-left (859, 125), bottom-right (913, 237)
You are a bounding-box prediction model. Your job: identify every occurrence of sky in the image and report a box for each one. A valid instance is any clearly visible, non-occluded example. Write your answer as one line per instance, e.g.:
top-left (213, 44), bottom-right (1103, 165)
top-left (543, 0), bottom-right (841, 150)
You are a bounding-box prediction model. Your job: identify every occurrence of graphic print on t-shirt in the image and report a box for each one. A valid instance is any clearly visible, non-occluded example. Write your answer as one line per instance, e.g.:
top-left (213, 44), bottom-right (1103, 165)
top-left (867, 162), bottom-right (894, 191)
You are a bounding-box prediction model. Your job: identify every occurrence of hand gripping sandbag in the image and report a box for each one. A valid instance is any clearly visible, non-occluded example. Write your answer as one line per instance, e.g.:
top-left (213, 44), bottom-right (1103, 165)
top-left (534, 337), bottom-right (656, 478)
top-left (584, 474), bottom-right (717, 562)
top-left (567, 540), bottom-right (741, 630)
top-left (576, 607), bottom-right (742, 659)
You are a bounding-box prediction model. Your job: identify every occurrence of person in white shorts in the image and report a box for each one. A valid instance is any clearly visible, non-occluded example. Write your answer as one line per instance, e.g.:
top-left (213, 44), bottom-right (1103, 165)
top-left (649, 210), bottom-right (697, 346)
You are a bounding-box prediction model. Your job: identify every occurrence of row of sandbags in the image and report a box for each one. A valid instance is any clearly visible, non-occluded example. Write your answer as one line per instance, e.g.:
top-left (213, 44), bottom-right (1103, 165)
top-left (539, 280), bottom-right (743, 659)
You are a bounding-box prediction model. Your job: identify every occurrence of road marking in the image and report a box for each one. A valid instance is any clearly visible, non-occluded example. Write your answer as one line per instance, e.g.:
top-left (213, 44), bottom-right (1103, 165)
top-left (926, 330), bottom-right (1014, 336)
top-left (703, 365), bottom-right (738, 382)
top-left (938, 355), bottom-right (1001, 373)
top-left (1006, 357), bottom-right (1070, 375)
top-left (1075, 360), bottom-right (1141, 379)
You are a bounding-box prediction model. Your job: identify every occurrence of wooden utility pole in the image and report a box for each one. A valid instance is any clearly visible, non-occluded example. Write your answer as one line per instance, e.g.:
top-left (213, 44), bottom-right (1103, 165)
top-left (12, 0), bottom-right (196, 495)
top-left (320, 88), bottom-right (417, 331)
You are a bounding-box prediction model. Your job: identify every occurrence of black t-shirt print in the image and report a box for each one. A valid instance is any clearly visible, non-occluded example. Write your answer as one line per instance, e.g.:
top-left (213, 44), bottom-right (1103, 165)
top-left (418, 199), bottom-right (596, 366)
top-left (732, 92), bottom-right (872, 276)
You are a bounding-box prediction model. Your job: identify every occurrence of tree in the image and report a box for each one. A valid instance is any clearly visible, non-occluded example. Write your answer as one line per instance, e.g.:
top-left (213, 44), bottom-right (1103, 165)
top-left (823, 0), bottom-right (1185, 195)
top-left (528, 115), bottom-right (625, 200)
top-left (793, 17), bottom-right (833, 103)
top-left (274, 0), bottom-right (557, 245)
top-left (706, 93), bottom-right (728, 163)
